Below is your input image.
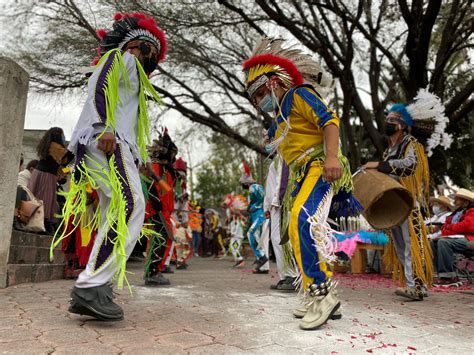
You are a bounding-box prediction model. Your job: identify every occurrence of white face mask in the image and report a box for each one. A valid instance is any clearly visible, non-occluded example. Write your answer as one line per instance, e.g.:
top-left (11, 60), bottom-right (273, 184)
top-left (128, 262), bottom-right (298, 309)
top-left (432, 206), bottom-right (442, 215)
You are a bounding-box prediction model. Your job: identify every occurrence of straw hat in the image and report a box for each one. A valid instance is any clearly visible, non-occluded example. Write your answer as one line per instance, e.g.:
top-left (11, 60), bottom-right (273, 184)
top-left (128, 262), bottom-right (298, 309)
top-left (450, 188), bottom-right (474, 203)
top-left (429, 196), bottom-right (455, 210)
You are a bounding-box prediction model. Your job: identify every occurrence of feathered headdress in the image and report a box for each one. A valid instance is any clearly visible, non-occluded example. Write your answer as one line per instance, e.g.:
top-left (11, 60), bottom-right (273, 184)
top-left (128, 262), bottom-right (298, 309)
top-left (148, 128), bottom-right (178, 162)
top-left (239, 160), bottom-right (255, 185)
top-left (243, 37), bottom-right (333, 98)
top-left (92, 12), bottom-right (167, 65)
top-left (388, 88), bottom-right (452, 156)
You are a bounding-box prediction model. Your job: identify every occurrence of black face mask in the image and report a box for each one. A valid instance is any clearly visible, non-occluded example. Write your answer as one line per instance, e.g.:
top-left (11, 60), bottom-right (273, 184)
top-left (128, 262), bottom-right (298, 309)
top-left (384, 123), bottom-right (398, 136)
top-left (143, 56), bottom-right (157, 74)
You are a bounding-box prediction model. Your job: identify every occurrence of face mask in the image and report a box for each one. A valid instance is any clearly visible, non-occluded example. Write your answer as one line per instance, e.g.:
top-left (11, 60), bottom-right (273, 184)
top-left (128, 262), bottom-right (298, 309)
top-left (384, 123), bottom-right (398, 136)
top-left (432, 206), bottom-right (441, 215)
top-left (264, 144), bottom-right (274, 153)
top-left (258, 94), bottom-right (274, 112)
top-left (143, 56), bottom-right (158, 74)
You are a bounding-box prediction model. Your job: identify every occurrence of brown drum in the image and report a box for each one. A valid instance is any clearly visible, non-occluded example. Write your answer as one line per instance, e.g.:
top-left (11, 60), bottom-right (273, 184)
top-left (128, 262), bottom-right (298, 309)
top-left (352, 169), bottom-right (414, 230)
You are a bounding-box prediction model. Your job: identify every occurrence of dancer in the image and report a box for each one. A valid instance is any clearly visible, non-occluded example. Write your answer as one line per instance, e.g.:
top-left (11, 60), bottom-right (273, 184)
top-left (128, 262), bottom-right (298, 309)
top-left (264, 154), bottom-right (299, 291)
top-left (222, 194), bottom-right (248, 267)
top-left (239, 161), bottom-right (269, 274)
top-left (52, 12), bottom-right (167, 321)
top-left (229, 213), bottom-right (246, 267)
top-left (145, 131), bottom-right (178, 284)
top-left (242, 37), bottom-right (359, 330)
top-left (364, 89), bottom-right (452, 300)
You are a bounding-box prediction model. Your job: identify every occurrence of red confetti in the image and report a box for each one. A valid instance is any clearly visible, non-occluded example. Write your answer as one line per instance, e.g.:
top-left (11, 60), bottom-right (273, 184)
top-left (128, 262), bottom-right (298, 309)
top-left (408, 346), bottom-right (417, 350)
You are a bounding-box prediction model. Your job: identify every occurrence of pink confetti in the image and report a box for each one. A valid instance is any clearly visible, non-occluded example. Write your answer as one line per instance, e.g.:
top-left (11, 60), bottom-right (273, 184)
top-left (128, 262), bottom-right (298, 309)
top-left (407, 346), bottom-right (417, 350)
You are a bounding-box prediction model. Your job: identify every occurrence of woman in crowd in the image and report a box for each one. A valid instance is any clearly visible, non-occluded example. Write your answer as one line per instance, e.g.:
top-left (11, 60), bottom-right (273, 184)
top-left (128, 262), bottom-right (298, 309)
top-left (28, 127), bottom-right (73, 234)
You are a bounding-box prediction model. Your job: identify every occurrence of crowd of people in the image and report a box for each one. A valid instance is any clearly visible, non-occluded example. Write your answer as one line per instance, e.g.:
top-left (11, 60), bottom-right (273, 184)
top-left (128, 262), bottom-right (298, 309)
top-left (11, 12), bottom-right (473, 331)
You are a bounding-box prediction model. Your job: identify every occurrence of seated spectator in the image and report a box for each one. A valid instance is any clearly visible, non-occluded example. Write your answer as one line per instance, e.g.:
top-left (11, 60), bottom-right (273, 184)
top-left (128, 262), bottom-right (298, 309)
top-left (27, 127), bottom-right (74, 234)
top-left (13, 160), bottom-right (39, 231)
top-left (427, 196), bottom-right (455, 239)
top-left (431, 188), bottom-right (474, 285)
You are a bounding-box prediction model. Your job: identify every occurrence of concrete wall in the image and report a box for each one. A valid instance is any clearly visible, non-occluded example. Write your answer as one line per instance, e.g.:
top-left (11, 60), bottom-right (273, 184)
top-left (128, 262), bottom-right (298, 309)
top-left (22, 129), bottom-right (47, 165)
top-left (0, 58), bottom-right (29, 288)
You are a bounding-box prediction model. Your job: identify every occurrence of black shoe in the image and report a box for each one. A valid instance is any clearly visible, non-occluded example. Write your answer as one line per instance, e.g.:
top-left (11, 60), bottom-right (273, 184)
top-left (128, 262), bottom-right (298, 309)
top-left (276, 277), bottom-right (296, 291)
top-left (145, 274), bottom-right (170, 286)
top-left (162, 266), bottom-right (174, 274)
top-left (13, 218), bottom-right (25, 231)
top-left (69, 285), bottom-right (123, 321)
top-left (270, 279), bottom-right (285, 290)
top-left (253, 269), bottom-right (269, 274)
top-left (255, 255), bottom-right (268, 270)
top-left (233, 260), bottom-right (245, 268)
top-left (176, 263), bottom-right (186, 270)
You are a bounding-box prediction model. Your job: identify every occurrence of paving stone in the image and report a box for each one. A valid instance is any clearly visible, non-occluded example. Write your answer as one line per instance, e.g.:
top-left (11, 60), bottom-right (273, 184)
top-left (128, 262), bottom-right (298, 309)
top-left (53, 342), bottom-right (119, 354)
top-left (1, 258), bottom-right (473, 353)
top-left (249, 344), bottom-right (307, 354)
top-left (187, 343), bottom-right (247, 354)
top-left (39, 328), bottom-right (99, 346)
top-left (0, 340), bottom-right (54, 354)
top-left (148, 321), bottom-right (186, 336)
top-left (156, 331), bottom-right (214, 349)
top-left (0, 327), bottom-right (41, 343)
top-left (122, 344), bottom-right (187, 355)
top-left (97, 329), bottom-right (151, 346)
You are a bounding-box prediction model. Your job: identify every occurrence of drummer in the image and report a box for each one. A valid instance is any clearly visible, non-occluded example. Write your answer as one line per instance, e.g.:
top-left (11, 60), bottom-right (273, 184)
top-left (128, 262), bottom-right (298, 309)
top-left (363, 106), bottom-right (433, 301)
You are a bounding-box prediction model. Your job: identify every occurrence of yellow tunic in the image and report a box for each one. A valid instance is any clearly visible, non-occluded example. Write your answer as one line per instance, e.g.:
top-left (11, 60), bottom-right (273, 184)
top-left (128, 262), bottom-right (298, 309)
top-left (269, 86), bottom-right (339, 165)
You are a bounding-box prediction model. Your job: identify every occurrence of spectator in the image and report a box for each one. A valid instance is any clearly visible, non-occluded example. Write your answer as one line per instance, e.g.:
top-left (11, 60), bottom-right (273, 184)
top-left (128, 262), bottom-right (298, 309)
top-left (431, 188), bottom-right (474, 285)
top-left (27, 127), bottom-right (74, 234)
top-left (18, 159), bottom-right (39, 188)
top-left (13, 160), bottom-right (39, 231)
top-left (188, 200), bottom-right (203, 256)
top-left (427, 196), bottom-right (455, 239)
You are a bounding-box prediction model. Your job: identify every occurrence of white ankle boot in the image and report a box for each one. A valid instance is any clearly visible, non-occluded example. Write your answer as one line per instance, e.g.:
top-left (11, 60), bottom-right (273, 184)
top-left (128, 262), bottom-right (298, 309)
top-left (299, 279), bottom-right (340, 330)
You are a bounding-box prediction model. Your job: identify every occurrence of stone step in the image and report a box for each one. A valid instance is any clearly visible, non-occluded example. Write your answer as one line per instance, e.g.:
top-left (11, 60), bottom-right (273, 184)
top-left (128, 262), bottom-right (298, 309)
top-left (11, 230), bottom-right (56, 248)
top-left (8, 245), bottom-right (64, 264)
top-left (7, 263), bottom-right (65, 286)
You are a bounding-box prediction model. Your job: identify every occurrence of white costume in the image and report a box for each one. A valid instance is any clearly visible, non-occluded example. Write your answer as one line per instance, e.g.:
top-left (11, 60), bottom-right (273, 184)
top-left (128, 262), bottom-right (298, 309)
top-left (229, 218), bottom-right (245, 262)
top-left (53, 48), bottom-right (161, 289)
top-left (264, 156), bottom-right (298, 281)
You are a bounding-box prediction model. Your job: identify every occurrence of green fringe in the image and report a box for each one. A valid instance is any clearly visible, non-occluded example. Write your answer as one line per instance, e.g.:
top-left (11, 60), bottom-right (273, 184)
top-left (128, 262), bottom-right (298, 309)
top-left (135, 59), bottom-right (162, 162)
top-left (143, 223), bottom-right (166, 278)
top-left (94, 49), bottom-right (131, 138)
top-left (280, 144), bottom-right (353, 250)
top-left (50, 163), bottom-right (101, 262)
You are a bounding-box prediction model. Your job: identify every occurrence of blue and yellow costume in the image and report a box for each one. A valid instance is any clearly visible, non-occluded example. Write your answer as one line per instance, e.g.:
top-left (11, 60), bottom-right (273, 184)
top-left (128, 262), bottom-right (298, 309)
top-left (247, 184), bottom-right (266, 259)
top-left (243, 38), bottom-right (359, 295)
top-left (270, 86), bottom-right (355, 289)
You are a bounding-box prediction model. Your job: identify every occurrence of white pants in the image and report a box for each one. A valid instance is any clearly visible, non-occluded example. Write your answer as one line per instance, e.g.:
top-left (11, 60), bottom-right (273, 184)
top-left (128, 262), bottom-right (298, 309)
top-left (258, 220), bottom-right (270, 271)
top-left (270, 207), bottom-right (298, 280)
top-left (229, 235), bottom-right (244, 261)
top-left (76, 143), bottom-right (145, 288)
top-left (165, 241), bottom-right (175, 266)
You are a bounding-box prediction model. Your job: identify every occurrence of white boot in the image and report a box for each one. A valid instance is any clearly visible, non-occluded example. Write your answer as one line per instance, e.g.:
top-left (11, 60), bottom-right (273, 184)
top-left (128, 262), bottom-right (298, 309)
top-left (299, 279), bottom-right (340, 330)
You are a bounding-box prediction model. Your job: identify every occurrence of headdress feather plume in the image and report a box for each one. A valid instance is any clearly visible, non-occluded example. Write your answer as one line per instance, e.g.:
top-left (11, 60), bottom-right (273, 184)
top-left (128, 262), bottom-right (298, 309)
top-left (243, 37), bottom-right (333, 97)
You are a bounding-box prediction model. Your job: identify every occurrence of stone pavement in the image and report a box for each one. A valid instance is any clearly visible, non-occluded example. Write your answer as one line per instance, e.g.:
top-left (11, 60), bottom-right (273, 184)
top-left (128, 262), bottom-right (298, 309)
top-left (0, 257), bottom-right (473, 354)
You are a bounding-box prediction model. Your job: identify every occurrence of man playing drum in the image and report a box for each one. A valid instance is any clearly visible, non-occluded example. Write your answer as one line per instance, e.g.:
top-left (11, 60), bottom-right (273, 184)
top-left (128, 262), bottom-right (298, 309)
top-left (364, 90), bottom-right (452, 300)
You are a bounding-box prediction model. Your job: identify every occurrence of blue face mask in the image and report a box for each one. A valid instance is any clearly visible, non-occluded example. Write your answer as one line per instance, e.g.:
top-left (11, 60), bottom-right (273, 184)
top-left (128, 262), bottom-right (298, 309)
top-left (258, 94), bottom-right (274, 112)
top-left (264, 144), bottom-right (274, 153)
